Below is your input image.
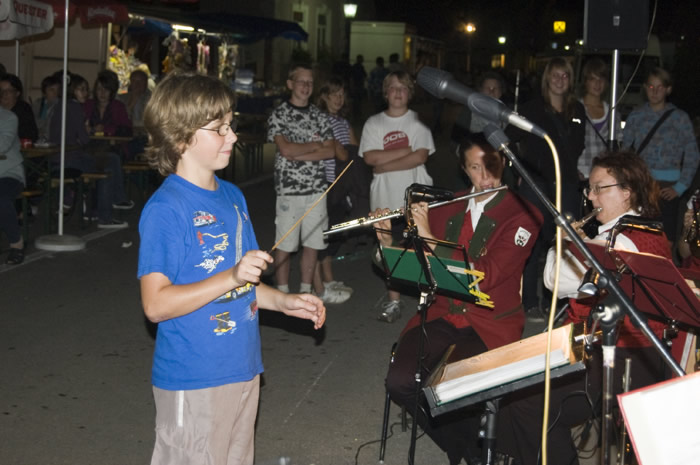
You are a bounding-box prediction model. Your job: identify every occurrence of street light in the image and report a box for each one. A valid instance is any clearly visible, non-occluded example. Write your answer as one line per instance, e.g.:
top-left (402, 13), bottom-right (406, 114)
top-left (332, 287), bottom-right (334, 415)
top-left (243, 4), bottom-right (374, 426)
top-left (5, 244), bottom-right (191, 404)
top-left (344, 4), bottom-right (357, 57)
top-left (464, 22), bottom-right (475, 73)
top-left (344, 3), bottom-right (358, 18)
top-left (498, 36), bottom-right (506, 45)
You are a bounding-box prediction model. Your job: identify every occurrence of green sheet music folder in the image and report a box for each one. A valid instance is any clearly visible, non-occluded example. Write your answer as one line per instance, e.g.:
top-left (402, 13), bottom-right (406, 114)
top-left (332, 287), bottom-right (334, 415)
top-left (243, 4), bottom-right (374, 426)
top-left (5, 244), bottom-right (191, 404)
top-left (380, 245), bottom-right (492, 306)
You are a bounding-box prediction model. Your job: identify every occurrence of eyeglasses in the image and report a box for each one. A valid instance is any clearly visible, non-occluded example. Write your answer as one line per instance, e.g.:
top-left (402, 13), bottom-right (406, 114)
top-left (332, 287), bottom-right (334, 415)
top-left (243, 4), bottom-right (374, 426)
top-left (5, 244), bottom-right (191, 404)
top-left (198, 120), bottom-right (238, 137)
top-left (583, 183), bottom-right (621, 196)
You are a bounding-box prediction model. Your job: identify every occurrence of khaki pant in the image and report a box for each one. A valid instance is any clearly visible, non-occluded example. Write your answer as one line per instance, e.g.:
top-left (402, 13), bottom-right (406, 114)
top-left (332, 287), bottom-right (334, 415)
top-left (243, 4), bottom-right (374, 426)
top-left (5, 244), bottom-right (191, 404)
top-left (151, 376), bottom-right (260, 465)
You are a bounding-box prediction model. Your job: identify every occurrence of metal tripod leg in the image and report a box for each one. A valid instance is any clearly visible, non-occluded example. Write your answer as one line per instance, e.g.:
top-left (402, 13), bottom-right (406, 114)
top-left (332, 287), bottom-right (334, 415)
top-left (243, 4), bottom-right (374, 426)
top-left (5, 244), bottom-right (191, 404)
top-left (380, 342), bottom-right (407, 462)
top-left (480, 398), bottom-right (500, 465)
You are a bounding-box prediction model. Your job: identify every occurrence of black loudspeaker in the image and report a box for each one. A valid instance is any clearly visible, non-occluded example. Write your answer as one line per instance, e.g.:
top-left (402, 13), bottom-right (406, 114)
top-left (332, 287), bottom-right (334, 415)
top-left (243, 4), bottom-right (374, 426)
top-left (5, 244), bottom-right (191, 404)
top-left (584, 0), bottom-right (649, 50)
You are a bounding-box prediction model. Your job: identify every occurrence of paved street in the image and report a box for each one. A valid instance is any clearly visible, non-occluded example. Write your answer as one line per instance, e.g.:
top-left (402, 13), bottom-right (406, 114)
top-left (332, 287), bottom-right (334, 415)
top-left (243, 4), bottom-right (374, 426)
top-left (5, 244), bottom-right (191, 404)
top-left (0, 169), bottom-right (458, 465)
top-left (1, 103), bottom-right (598, 465)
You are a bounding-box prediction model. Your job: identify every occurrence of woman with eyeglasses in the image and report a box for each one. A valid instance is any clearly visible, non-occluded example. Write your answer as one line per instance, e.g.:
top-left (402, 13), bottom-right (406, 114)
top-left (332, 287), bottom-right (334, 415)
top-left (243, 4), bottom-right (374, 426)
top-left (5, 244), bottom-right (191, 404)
top-left (0, 74), bottom-right (38, 143)
top-left (507, 57), bottom-right (587, 320)
top-left (497, 151), bottom-right (690, 465)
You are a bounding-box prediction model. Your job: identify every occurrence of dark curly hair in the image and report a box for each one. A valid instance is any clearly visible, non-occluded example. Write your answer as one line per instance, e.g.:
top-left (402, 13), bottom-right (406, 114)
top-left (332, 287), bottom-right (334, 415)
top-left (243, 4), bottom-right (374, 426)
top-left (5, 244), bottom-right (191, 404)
top-left (591, 151), bottom-right (660, 218)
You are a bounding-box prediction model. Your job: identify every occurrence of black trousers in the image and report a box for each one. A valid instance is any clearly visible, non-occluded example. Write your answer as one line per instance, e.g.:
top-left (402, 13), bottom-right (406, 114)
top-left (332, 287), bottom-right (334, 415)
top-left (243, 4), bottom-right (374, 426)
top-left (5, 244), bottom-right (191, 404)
top-left (386, 319), bottom-right (488, 465)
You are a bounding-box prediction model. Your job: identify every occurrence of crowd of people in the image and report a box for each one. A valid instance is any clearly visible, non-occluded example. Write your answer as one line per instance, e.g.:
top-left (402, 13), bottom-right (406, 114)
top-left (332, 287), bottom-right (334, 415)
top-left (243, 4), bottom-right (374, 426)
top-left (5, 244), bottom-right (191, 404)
top-left (3, 54), bottom-right (699, 465)
top-left (254, 57), bottom-right (698, 465)
top-left (353, 57), bottom-right (698, 465)
top-left (0, 67), bottom-right (152, 264)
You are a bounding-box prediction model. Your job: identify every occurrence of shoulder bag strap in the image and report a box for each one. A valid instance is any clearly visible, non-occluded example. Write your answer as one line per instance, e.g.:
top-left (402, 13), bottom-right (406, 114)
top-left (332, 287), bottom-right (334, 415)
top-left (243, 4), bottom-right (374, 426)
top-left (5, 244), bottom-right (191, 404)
top-left (636, 109), bottom-right (675, 155)
top-left (586, 115), bottom-right (610, 146)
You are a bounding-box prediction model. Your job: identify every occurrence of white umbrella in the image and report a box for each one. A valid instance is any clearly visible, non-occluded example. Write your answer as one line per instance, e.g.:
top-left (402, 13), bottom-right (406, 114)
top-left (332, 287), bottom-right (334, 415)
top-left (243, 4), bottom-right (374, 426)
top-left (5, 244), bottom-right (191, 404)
top-left (0, 0), bottom-right (54, 73)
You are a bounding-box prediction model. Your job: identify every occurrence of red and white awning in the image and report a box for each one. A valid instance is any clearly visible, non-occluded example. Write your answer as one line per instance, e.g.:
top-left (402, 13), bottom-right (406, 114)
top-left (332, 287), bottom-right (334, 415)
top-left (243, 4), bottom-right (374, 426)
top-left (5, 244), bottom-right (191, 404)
top-left (0, 0), bottom-right (54, 40)
top-left (41, 0), bottom-right (128, 26)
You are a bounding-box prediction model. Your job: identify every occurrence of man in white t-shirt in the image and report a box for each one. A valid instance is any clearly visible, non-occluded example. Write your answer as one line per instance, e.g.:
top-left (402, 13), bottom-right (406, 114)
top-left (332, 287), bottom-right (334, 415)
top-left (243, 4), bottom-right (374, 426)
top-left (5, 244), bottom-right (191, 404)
top-left (359, 70), bottom-right (435, 322)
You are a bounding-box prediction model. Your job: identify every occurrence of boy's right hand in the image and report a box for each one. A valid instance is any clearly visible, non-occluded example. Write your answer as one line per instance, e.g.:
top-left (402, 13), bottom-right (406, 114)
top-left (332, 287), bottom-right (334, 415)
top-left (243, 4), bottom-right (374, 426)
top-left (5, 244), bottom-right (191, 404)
top-left (232, 250), bottom-right (273, 287)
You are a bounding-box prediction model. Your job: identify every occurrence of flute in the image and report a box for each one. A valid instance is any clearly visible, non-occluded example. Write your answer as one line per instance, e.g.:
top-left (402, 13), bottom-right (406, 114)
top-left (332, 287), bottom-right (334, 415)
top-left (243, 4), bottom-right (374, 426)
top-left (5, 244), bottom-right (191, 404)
top-left (323, 186), bottom-right (508, 236)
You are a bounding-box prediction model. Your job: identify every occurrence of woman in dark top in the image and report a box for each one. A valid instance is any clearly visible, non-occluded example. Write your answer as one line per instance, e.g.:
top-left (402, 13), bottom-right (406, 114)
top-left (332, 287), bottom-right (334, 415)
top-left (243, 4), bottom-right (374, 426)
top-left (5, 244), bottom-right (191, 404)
top-left (0, 73), bottom-right (39, 142)
top-left (83, 69), bottom-right (132, 137)
top-left (507, 57), bottom-right (586, 316)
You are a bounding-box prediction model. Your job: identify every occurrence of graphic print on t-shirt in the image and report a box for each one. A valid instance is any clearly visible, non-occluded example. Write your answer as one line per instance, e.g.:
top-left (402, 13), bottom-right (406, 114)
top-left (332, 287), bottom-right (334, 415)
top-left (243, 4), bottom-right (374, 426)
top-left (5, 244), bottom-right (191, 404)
top-left (383, 130), bottom-right (409, 150)
top-left (211, 310), bottom-right (237, 333)
top-left (191, 208), bottom-right (255, 307)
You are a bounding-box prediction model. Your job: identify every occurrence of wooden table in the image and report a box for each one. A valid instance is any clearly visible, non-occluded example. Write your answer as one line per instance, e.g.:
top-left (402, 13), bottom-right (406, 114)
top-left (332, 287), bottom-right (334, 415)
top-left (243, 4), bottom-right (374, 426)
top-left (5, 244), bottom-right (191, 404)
top-left (233, 132), bottom-right (266, 181)
top-left (89, 134), bottom-right (134, 145)
top-left (21, 144), bottom-right (80, 232)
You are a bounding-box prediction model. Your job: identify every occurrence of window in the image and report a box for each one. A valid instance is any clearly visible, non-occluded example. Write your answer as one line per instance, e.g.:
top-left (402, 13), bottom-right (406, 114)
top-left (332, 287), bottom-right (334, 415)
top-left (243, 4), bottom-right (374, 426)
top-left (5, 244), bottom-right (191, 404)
top-left (317, 14), bottom-right (327, 57)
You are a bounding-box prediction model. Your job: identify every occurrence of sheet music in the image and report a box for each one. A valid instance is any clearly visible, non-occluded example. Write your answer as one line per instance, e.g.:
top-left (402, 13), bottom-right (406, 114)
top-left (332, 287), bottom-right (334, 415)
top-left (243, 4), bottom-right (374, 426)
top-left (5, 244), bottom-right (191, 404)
top-left (434, 349), bottom-right (569, 404)
top-left (619, 371), bottom-right (700, 465)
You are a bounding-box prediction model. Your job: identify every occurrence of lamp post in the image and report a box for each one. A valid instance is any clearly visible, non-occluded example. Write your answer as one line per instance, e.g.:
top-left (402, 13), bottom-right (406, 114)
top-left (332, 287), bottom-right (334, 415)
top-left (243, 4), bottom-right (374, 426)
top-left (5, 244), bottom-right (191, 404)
top-left (465, 22), bottom-right (475, 73)
top-left (344, 3), bottom-right (357, 57)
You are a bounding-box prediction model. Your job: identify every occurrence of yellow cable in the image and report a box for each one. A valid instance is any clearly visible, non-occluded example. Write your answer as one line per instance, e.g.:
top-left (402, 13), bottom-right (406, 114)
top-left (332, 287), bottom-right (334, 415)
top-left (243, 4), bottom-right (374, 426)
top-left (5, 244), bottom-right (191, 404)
top-left (541, 133), bottom-right (562, 465)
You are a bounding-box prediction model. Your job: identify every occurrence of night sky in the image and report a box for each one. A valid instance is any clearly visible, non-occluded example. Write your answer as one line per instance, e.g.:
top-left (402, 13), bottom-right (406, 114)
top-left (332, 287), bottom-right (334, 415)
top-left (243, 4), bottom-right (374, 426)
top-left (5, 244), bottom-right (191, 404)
top-left (373, 0), bottom-right (700, 115)
top-left (374, 0), bottom-right (700, 46)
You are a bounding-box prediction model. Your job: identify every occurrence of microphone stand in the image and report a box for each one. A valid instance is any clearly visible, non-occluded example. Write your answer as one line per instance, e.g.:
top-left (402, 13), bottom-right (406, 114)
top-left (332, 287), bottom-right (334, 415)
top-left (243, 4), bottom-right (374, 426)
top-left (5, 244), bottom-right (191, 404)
top-left (482, 124), bottom-right (685, 465)
top-left (401, 187), bottom-right (439, 465)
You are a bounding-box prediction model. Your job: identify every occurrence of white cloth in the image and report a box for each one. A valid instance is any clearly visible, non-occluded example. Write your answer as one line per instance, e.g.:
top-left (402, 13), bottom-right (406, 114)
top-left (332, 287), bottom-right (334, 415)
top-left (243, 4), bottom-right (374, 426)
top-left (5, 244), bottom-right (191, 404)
top-left (359, 109), bottom-right (435, 210)
top-left (467, 187), bottom-right (499, 232)
top-left (578, 100), bottom-right (622, 178)
top-left (543, 210), bottom-right (639, 298)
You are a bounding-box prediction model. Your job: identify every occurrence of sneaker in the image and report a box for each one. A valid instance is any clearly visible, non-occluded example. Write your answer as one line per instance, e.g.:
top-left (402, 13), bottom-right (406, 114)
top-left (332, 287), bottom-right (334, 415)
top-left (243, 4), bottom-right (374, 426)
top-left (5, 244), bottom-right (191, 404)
top-left (378, 300), bottom-right (402, 323)
top-left (112, 200), bottom-right (135, 210)
top-left (525, 306), bottom-right (545, 323)
top-left (319, 287), bottom-right (351, 304)
top-left (83, 214), bottom-right (99, 222)
top-left (325, 280), bottom-right (353, 294)
top-left (98, 219), bottom-right (129, 229)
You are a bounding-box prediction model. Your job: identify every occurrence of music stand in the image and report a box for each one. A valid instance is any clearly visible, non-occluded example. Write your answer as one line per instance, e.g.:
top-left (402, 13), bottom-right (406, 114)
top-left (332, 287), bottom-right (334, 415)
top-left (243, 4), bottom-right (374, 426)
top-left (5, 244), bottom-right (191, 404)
top-left (566, 241), bottom-right (700, 330)
top-left (614, 249), bottom-right (700, 329)
top-left (380, 245), bottom-right (493, 307)
top-left (422, 323), bottom-right (587, 464)
top-left (423, 323), bottom-right (588, 416)
top-left (376, 221), bottom-right (488, 464)
top-left (565, 239), bottom-right (700, 464)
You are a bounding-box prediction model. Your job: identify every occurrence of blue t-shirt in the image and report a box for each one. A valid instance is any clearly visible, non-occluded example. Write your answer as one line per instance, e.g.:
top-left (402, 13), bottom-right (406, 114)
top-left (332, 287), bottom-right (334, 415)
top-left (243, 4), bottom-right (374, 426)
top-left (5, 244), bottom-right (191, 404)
top-left (138, 174), bottom-right (263, 390)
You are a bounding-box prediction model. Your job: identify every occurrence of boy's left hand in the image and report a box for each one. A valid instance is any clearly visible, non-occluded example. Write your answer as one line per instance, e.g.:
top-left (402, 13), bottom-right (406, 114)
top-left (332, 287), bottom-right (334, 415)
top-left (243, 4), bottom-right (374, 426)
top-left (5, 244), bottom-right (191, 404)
top-left (280, 293), bottom-right (326, 330)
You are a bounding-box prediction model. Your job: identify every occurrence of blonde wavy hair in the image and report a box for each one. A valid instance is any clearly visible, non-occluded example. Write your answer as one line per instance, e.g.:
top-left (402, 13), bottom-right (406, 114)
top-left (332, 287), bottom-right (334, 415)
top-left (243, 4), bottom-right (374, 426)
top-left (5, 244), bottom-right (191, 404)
top-left (144, 72), bottom-right (235, 176)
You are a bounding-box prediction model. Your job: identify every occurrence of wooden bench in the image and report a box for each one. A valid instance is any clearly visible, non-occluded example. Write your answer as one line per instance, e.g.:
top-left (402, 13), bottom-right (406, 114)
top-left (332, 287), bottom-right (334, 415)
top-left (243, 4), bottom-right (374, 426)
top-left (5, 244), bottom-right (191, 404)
top-left (17, 189), bottom-right (43, 243)
top-left (77, 172), bottom-right (110, 227)
top-left (122, 161), bottom-right (152, 205)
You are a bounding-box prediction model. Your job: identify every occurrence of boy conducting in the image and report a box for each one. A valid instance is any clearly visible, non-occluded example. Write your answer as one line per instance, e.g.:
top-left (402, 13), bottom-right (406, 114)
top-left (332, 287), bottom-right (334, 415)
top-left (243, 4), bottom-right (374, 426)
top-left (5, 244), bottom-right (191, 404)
top-left (138, 73), bottom-right (326, 465)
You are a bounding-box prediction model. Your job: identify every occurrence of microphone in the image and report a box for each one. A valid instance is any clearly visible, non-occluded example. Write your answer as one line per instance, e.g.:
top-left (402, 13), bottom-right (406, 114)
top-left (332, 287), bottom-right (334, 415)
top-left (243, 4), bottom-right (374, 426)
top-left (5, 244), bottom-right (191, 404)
top-left (407, 183), bottom-right (454, 201)
top-left (417, 66), bottom-right (547, 138)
